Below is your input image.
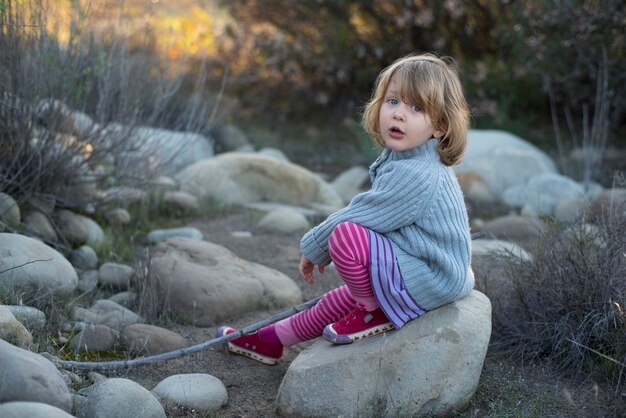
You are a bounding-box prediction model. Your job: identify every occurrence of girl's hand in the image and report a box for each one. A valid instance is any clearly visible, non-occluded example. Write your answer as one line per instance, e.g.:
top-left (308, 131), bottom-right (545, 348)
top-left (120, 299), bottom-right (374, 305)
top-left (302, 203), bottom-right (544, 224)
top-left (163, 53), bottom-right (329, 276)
top-left (299, 255), bottom-right (324, 284)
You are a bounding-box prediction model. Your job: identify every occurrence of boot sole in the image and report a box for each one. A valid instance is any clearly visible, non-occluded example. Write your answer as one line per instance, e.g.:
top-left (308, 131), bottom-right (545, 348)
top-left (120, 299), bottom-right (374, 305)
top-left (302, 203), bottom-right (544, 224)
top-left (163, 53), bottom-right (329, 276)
top-left (323, 322), bottom-right (394, 345)
top-left (216, 326), bottom-right (281, 365)
top-left (227, 343), bottom-right (280, 365)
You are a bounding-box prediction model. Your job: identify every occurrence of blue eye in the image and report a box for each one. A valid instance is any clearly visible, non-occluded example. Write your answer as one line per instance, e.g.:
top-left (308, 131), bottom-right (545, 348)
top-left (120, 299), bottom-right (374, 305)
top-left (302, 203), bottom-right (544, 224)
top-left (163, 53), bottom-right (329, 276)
top-left (410, 105), bottom-right (422, 112)
top-left (387, 98), bottom-right (399, 105)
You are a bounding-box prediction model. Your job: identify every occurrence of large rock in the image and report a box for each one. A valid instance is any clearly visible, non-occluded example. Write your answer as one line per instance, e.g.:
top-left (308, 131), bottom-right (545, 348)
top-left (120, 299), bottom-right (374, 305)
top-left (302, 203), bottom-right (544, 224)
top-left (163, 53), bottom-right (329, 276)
top-left (98, 262), bottom-right (135, 290)
top-left (589, 188), bottom-right (626, 219)
top-left (152, 373), bottom-right (228, 413)
top-left (176, 152), bottom-right (343, 215)
top-left (0, 338), bottom-right (72, 412)
top-left (331, 166), bottom-right (369, 204)
top-left (0, 305), bottom-right (33, 347)
top-left (0, 402), bottom-right (75, 418)
top-left (454, 130), bottom-right (557, 199)
top-left (146, 227), bottom-right (203, 244)
top-left (120, 323), bottom-right (187, 356)
top-left (72, 299), bottom-right (142, 330)
top-left (0, 233), bottom-right (78, 302)
top-left (34, 98), bottom-right (93, 137)
top-left (276, 290), bottom-right (491, 418)
top-left (257, 208), bottom-right (311, 233)
top-left (146, 237), bottom-right (302, 326)
top-left (456, 171), bottom-right (494, 203)
top-left (0, 192), bottom-right (21, 228)
top-left (76, 378), bottom-right (166, 418)
top-left (131, 126), bottom-right (214, 175)
top-left (480, 214), bottom-right (546, 251)
top-left (471, 239), bottom-right (532, 326)
top-left (23, 210), bottom-right (58, 242)
top-left (56, 209), bottom-right (89, 245)
top-left (502, 172), bottom-right (587, 216)
top-left (5, 305), bottom-right (46, 330)
top-left (210, 123), bottom-right (251, 152)
top-left (70, 324), bottom-right (118, 353)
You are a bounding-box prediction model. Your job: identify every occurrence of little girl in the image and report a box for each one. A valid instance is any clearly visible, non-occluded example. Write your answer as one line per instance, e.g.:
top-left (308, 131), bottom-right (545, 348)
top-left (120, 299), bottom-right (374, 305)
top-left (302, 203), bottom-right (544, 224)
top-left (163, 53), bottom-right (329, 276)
top-left (216, 53), bottom-right (474, 365)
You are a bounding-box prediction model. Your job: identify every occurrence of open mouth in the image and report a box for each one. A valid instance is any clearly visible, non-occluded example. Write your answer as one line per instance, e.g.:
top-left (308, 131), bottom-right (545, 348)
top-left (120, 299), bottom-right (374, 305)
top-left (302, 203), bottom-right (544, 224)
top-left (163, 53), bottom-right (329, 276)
top-left (389, 126), bottom-right (404, 138)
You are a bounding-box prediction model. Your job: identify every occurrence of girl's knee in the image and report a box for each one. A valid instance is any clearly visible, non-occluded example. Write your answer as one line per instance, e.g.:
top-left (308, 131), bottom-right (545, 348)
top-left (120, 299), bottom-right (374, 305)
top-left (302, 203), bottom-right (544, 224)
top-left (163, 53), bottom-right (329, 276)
top-left (329, 222), bottom-right (359, 253)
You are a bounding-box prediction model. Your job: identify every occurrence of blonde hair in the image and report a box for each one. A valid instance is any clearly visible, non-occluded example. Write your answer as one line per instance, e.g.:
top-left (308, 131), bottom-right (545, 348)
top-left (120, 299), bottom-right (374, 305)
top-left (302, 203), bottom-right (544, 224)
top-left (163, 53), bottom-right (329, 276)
top-left (362, 53), bottom-right (469, 166)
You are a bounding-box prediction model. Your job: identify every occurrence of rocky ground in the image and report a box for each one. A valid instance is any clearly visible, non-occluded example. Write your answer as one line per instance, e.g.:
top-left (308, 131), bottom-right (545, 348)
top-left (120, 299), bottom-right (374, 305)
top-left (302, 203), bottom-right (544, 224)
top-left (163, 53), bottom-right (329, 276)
top-left (109, 211), bottom-right (623, 417)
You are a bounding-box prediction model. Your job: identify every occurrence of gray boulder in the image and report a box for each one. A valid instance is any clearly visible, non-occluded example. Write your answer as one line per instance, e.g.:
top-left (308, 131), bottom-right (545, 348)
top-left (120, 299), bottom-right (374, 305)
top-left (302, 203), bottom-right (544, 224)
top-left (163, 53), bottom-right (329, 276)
top-left (0, 338), bottom-right (72, 412)
top-left (81, 215), bottom-right (105, 247)
top-left (331, 166), bottom-right (370, 204)
top-left (257, 208), bottom-right (311, 233)
top-left (456, 171), bottom-right (494, 203)
top-left (152, 373), bottom-right (228, 413)
top-left (5, 305), bottom-right (46, 330)
top-left (120, 323), bottom-right (187, 356)
top-left (73, 299), bottom-right (142, 330)
top-left (70, 324), bottom-right (118, 352)
top-left (0, 233), bottom-right (78, 301)
top-left (590, 187), bottom-right (626, 219)
top-left (131, 126), bottom-right (214, 175)
top-left (210, 123), bottom-right (250, 152)
top-left (78, 269), bottom-right (99, 293)
top-left (480, 214), bottom-right (546, 251)
top-left (258, 147), bottom-right (290, 161)
top-left (100, 187), bottom-right (148, 207)
top-left (0, 305), bottom-right (33, 347)
top-left (0, 402), bottom-right (75, 418)
top-left (454, 130), bottom-right (557, 199)
top-left (162, 190), bottom-right (199, 213)
top-left (77, 378), bottom-right (166, 418)
top-left (147, 227), bottom-right (203, 244)
top-left (502, 172), bottom-right (586, 216)
top-left (176, 152), bottom-right (343, 215)
top-left (23, 210), bottom-right (58, 242)
top-left (276, 290), bottom-right (491, 418)
top-left (554, 195), bottom-right (591, 223)
top-left (471, 239), bottom-right (532, 326)
top-left (69, 245), bottom-right (98, 270)
top-left (56, 209), bottom-right (89, 245)
top-left (146, 237), bottom-right (302, 326)
top-left (98, 262), bottom-right (135, 290)
top-left (107, 291), bottom-right (137, 308)
top-left (0, 192), bottom-right (20, 228)
top-left (104, 207), bottom-right (131, 225)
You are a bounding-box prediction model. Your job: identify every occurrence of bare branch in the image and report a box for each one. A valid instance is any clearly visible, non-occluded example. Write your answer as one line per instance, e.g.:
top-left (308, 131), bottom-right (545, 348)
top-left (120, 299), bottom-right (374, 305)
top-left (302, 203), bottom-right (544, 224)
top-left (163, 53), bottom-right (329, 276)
top-left (0, 258), bottom-right (52, 275)
top-left (52, 296), bottom-right (322, 371)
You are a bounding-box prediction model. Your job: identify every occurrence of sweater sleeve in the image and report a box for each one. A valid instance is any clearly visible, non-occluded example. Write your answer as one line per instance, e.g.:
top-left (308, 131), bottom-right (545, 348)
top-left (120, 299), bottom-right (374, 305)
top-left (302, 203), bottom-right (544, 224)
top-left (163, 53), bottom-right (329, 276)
top-left (300, 159), bottom-right (439, 265)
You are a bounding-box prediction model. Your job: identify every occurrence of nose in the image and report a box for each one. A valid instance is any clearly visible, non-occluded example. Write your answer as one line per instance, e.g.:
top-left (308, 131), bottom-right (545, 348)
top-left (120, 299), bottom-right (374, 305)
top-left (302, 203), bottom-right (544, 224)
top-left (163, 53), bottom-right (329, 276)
top-left (393, 108), bottom-right (405, 121)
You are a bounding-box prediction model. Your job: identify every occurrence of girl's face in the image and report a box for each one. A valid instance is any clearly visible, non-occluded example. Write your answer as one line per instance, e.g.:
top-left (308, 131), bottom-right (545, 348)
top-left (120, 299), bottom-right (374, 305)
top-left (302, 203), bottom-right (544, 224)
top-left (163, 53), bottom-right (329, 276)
top-left (378, 77), bottom-right (443, 152)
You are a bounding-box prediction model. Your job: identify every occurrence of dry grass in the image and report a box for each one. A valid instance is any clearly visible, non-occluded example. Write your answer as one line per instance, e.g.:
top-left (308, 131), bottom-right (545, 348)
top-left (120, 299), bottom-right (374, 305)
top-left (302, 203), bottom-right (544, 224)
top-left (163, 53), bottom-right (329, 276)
top-left (492, 200), bottom-right (626, 394)
top-left (0, 0), bottom-right (217, 212)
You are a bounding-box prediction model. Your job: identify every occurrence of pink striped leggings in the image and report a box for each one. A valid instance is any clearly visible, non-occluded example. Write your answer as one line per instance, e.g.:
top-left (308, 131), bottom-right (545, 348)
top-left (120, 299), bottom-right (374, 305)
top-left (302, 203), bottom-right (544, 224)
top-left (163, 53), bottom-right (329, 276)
top-left (269, 222), bottom-right (380, 346)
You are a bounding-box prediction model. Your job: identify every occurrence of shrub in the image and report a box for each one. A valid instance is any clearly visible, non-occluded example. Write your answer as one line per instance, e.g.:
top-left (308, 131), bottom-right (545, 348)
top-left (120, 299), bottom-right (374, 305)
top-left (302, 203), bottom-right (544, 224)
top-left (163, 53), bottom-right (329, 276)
top-left (493, 201), bottom-right (626, 393)
top-left (0, 0), bottom-right (217, 211)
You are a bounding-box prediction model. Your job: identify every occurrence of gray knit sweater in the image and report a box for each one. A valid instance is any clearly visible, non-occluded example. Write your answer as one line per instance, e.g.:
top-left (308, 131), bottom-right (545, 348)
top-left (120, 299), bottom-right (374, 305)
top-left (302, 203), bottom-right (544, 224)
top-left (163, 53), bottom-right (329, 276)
top-left (300, 138), bottom-right (474, 311)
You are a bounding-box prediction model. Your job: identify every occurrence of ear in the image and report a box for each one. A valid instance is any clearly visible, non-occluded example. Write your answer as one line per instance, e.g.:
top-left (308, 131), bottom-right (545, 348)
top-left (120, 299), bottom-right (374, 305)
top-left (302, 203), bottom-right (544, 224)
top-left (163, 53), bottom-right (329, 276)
top-left (433, 127), bottom-right (446, 139)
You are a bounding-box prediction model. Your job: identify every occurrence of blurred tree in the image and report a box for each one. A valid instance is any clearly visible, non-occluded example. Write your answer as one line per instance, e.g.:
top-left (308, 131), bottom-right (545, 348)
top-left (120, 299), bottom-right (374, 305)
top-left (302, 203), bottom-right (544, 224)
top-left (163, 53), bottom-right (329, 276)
top-left (218, 0), bottom-right (509, 121)
top-left (498, 0), bottom-right (626, 186)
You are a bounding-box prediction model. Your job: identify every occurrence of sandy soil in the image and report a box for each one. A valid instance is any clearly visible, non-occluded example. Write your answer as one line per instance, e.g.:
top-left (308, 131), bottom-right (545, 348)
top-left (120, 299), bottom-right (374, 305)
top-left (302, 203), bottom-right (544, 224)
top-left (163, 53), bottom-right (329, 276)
top-left (109, 211), bottom-right (624, 418)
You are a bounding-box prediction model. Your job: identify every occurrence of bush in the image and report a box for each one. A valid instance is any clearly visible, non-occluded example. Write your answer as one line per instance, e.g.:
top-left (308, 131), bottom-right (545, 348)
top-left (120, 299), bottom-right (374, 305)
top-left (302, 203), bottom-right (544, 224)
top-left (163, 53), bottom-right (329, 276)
top-left (0, 0), bottom-right (217, 210)
top-left (493, 202), bottom-right (626, 392)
